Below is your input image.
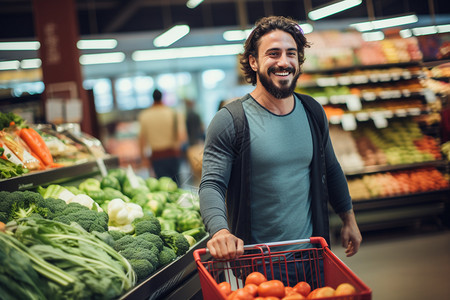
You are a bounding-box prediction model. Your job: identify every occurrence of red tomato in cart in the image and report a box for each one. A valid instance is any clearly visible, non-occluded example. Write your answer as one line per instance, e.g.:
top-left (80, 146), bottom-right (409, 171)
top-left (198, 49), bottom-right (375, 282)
top-left (243, 283), bottom-right (258, 297)
top-left (257, 280), bottom-right (286, 298)
top-left (285, 286), bottom-right (296, 295)
top-left (293, 281), bottom-right (311, 297)
top-left (282, 292), bottom-right (306, 299)
top-left (218, 281), bottom-right (232, 297)
top-left (245, 271), bottom-right (267, 286)
top-left (230, 288), bottom-right (253, 300)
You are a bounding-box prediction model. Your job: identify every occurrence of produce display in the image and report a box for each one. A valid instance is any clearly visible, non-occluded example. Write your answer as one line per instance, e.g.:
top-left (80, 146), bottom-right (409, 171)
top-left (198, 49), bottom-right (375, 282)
top-left (347, 167), bottom-right (449, 200)
top-left (330, 118), bottom-right (443, 171)
top-left (0, 168), bottom-right (207, 298)
top-left (220, 271), bottom-right (357, 299)
top-left (0, 112), bottom-right (108, 180)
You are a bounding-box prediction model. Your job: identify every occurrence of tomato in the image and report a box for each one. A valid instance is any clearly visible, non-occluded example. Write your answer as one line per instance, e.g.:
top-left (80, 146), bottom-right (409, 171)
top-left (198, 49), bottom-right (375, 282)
top-left (307, 287), bottom-right (334, 299)
top-left (293, 281), bottom-right (311, 297)
top-left (285, 286), bottom-right (295, 295)
top-left (334, 283), bottom-right (356, 296)
top-left (233, 288), bottom-right (254, 300)
top-left (243, 283), bottom-right (258, 297)
top-left (257, 280), bottom-right (286, 298)
top-left (282, 292), bottom-right (306, 300)
top-left (245, 271), bottom-right (267, 286)
top-left (265, 297), bottom-right (281, 300)
top-left (218, 281), bottom-right (232, 297)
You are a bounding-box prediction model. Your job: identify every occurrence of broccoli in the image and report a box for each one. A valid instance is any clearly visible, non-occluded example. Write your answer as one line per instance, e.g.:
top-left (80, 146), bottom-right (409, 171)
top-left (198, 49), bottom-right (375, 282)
top-left (113, 234), bottom-right (162, 280)
top-left (34, 197), bottom-right (67, 219)
top-left (137, 232), bottom-right (164, 251)
top-left (108, 230), bottom-right (126, 241)
top-left (119, 247), bottom-right (159, 269)
top-left (127, 259), bottom-right (154, 282)
top-left (158, 246), bottom-right (177, 267)
top-left (0, 191), bottom-right (47, 221)
top-left (132, 215), bottom-right (161, 236)
top-left (52, 202), bottom-right (109, 233)
top-left (160, 230), bottom-right (190, 256)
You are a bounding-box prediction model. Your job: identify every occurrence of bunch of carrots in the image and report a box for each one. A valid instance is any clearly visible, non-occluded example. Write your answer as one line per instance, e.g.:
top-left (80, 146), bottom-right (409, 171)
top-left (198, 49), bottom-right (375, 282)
top-left (0, 116), bottom-right (62, 177)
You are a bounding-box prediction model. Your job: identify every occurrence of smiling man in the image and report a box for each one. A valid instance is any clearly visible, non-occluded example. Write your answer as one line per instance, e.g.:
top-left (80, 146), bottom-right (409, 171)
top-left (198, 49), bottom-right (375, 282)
top-left (199, 16), bottom-right (362, 269)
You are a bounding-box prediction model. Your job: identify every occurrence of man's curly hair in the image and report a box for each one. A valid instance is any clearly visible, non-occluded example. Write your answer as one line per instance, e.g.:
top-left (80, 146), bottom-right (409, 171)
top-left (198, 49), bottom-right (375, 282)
top-left (239, 16), bottom-right (310, 85)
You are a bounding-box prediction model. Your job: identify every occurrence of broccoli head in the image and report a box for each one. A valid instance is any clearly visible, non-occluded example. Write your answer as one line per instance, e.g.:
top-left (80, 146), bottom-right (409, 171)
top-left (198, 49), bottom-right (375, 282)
top-left (52, 202), bottom-right (109, 233)
top-left (108, 230), bottom-right (126, 241)
top-left (0, 191), bottom-right (47, 221)
top-left (132, 215), bottom-right (161, 236)
top-left (160, 230), bottom-right (190, 256)
top-left (137, 232), bottom-right (164, 251)
top-left (127, 259), bottom-right (154, 282)
top-left (113, 235), bottom-right (135, 252)
top-left (119, 247), bottom-right (159, 269)
top-left (158, 246), bottom-right (177, 267)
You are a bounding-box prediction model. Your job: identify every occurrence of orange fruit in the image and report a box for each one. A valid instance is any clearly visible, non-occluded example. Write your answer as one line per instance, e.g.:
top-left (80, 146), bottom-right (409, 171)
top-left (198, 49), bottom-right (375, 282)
top-left (257, 280), bottom-right (286, 298)
top-left (334, 283), bottom-right (356, 296)
top-left (293, 281), bottom-right (311, 297)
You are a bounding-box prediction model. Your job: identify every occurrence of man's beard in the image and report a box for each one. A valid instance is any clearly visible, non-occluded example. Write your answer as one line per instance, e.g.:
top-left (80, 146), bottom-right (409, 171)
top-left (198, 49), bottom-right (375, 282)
top-left (258, 66), bottom-right (300, 99)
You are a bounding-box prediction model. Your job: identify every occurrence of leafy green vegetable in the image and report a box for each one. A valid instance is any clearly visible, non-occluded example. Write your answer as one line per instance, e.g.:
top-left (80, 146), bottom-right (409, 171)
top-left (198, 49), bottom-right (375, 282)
top-left (158, 176), bottom-right (178, 193)
top-left (145, 177), bottom-right (160, 191)
top-left (11, 217), bottom-right (136, 299)
top-left (107, 168), bottom-right (127, 186)
top-left (0, 153), bottom-right (29, 179)
top-left (182, 226), bottom-right (207, 242)
top-left (176, 210), bottom-right (203, 232)
top-left (101, 175), bottom-right (121, 191)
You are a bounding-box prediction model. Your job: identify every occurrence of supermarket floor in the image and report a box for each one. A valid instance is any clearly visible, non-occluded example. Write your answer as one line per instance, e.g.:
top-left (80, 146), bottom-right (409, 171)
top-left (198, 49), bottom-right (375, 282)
top-left (329, 224), bottom-right (450, 300)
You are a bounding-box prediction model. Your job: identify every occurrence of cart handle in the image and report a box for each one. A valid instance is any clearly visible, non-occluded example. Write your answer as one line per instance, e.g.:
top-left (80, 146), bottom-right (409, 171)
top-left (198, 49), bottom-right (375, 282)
top-left (193, 237), bottom-right (328, 260)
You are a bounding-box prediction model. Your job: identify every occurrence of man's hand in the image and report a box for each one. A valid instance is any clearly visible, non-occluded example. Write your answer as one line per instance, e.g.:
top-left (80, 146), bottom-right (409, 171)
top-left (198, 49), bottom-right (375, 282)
top-left (339, 209), bottom-right (362, 257)
top-left (207, 229), bottom-right (244, 260)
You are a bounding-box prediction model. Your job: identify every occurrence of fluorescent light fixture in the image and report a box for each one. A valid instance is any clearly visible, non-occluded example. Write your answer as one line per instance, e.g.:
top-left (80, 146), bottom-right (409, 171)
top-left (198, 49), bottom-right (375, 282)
top-left (362, 31), bottom-right (385, 41)
top-left (186, 0), bottom-right (204, 9)
top-left (0, 41), bottom-right (40, 51)
top-left (308, 0), bottom-right (362, 21)
top-left (79, 52), bottom-right (125, 65)
top-left (299, 23), bottom-right (314, 34)
top-left (132, 44), bottom-right (244, 61)
top-left (350, 14), bottom-right (418, 32)
top-left (400, 29), bottom-right (413, 38)
top-left (153, 24), bottom-right (190, 47)
top-left (400, 24), bottom-right (450, 38)
top-left (21, 58), bottom-right (42, 69)
top-left (77, 39), bottom-right (118, 50)
top-left (223, 29), bottom-right (252, 41)
top-left (0, 60), bottom-right (20, 70)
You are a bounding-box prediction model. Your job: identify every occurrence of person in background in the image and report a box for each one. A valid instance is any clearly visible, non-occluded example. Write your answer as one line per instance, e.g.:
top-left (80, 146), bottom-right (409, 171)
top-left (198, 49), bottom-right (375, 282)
top-left (199, 16), bottom-right (362, 263)
top-left (138, 88), bottom-right (187, 183)
top-left (185, 99), bottom-right (204, 147)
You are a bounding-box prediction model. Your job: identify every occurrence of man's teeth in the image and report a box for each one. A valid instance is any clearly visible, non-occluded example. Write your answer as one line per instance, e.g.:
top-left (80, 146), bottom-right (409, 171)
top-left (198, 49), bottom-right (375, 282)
top-left (274, 72), bottom-right (289, 76)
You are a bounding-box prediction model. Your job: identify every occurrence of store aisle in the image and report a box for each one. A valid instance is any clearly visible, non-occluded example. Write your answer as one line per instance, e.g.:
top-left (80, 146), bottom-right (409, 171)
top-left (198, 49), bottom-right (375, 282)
top-left (330, 226), bottom-right (450, 300)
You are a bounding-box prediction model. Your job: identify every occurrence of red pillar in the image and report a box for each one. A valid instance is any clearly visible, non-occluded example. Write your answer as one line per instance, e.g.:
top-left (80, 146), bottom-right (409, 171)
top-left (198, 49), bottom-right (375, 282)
top-left (32, 0), bottom-right (94, 135)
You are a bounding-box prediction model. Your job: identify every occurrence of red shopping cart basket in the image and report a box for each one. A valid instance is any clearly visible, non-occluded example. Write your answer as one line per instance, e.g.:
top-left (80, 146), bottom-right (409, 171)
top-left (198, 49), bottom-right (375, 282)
top-left (193, 237), bottom-right (371, 299)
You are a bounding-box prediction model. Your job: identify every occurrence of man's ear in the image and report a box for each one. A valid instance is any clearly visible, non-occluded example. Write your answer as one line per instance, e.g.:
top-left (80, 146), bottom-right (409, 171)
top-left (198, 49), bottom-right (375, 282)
top-left (249, 55), bottom-right (258, 71)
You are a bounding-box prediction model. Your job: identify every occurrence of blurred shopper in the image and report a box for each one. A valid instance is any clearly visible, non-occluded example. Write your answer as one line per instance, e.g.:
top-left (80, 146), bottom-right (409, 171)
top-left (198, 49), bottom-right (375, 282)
top-left (138, 88), bottom-right (187, 183)
top-left (199, 16), bottom-right (362, 262)
top-left (184, 99), bottom-right (205, 186)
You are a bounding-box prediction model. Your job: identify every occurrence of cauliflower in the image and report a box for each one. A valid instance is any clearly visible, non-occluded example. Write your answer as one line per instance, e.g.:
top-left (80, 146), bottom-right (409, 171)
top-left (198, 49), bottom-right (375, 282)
top-left (107, 198), bottom-right (144, 233)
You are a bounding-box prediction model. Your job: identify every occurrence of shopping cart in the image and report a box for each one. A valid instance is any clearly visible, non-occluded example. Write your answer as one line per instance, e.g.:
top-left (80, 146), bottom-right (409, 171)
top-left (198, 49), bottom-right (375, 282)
top-left (193, 237), bottom-right (372, 299)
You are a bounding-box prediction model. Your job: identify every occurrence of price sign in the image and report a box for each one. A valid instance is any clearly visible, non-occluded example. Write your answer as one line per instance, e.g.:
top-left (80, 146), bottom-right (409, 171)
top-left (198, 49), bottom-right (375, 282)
top-left (371, 112), bottom-right (388, 128)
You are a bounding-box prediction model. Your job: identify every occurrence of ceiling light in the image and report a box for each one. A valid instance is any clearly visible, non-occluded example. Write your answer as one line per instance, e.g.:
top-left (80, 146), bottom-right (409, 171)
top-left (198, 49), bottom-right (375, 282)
top-left (412, 25), bottom-right (438, 36)
top-left (437, 24), bottom-right (450, 33)
top-left (362, 31), bottom-right (385, 41)
top-left (21, 58), bottom-right (42, 69)
top-left (350, 14), bottom-right (418, 32)
top-left (77, 39), bottom-right (118, 50)
top-left (186, 0), bottom-right (204, 9)
top-left (399, 29), bottom-right (413, 38)
top-left (132, 44), bottom-right (244, 61)
top-left (308, 0), bottom-right (362, 21)
top-left (0, 41), bottom-right (40, 51)
top-left (0, 60), bottom-right (20, 70)
top-left (79, 52), bottom-right (125, 65)
top-left (299, 23), bottom-right (314, 34)
top-left (153, 24), bottom-right (190, 48)
top-left (223, 29), bottom-right (252, 41)
top-left (400, 24), bottom-right (449, 38)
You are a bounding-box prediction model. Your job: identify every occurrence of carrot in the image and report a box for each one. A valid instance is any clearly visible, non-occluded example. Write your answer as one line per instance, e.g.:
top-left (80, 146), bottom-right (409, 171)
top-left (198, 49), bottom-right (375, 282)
top-left (19, 128), bottom-right (54, 166)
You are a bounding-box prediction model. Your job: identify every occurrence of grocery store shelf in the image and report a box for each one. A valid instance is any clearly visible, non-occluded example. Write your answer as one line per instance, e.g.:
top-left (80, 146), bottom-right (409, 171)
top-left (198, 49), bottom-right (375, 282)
top-left (0, 155), bottom-right (119, 192)
top-left (303, 61), bottom-right (422, 75)
top-left (344, 160), bottom-right (448, 176)
top-left (351, 188), bottom-right (450, 211)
